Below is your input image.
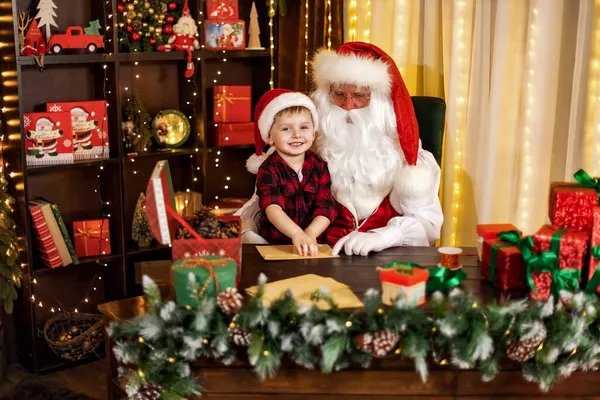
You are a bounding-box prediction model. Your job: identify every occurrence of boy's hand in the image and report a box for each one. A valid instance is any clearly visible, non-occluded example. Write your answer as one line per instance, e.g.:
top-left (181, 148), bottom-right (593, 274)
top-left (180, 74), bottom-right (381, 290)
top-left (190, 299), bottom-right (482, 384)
top-left (291, 231), bottom-right (318, 256)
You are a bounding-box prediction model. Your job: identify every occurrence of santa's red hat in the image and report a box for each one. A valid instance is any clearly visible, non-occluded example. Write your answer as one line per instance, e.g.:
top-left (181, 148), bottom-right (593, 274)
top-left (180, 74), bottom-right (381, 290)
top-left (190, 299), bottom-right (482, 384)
top-left (181, 0), bottom-right (192, 18)
top-left (312, 42), bottom-right (419, 166)
top-left (246, 89), bottom-right (318, 174)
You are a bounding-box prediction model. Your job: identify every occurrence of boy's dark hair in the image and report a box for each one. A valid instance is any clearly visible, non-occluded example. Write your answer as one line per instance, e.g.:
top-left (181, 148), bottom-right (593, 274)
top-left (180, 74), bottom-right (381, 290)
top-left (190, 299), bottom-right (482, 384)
top-left (0, 379), bottom-right (94, 400)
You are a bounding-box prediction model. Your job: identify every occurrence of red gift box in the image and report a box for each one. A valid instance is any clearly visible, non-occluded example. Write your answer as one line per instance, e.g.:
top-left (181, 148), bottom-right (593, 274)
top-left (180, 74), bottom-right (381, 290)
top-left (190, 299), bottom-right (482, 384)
top-left (585, 207), bottom-right (600, 294)
top-left (145, 160), bottom-right (242, 285)
top-left (476, 224), bottom-right (521, 261)
top-left (204, 20), bottom-right (246, 50)
top-left (47, 101), bottom-right (109, 161)
top-left (24, 112), bottom-right (73, 167)
top-left (206, 0), bottom-right (239, 19)
top-left (528, 224), bottom-right (588, 301)
top-left (214, 122), bottom-right (254, 146)
top-left (213, 86), bottom-right (251, 123)
top-left (481, 237), bottom-right (526, 291)
top-left (73, 219), bottom-right (111, 258)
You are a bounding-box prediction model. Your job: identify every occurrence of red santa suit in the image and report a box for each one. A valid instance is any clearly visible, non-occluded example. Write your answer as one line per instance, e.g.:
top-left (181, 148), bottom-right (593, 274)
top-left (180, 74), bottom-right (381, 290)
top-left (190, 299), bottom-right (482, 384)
top-left (238, 42), bottom-right (443, 256)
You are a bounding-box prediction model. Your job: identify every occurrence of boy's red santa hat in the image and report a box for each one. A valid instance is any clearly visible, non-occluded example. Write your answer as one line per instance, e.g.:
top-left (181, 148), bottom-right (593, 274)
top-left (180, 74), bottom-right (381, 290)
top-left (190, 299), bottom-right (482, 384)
top-left (246, 89), bottom-right (318, 174)
top-left (312, 42), bottom-right (434, 199)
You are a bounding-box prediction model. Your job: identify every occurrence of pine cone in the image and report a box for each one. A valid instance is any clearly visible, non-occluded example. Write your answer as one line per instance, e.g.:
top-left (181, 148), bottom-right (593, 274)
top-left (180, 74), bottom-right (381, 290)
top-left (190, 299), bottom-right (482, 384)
top-left (131, 383), bottom-right (161, 400)
top-left (217, 287), bottom-right (244, 315)
top-left (505, 321), bottom-right (547, 362)
top-left (228, 316), bottom-right (251, 347)
top-left (195, 205), bottom-right (216, 221)
top-left (355, 330), bottom-right (399, 358)
top-left (198, 218), bottom-right (221, 239)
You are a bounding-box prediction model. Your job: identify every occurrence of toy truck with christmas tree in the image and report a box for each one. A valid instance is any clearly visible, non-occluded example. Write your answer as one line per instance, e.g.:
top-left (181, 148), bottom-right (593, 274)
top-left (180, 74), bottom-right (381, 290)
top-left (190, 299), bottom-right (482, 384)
top-left (48, 26), bottom-right (104, 54)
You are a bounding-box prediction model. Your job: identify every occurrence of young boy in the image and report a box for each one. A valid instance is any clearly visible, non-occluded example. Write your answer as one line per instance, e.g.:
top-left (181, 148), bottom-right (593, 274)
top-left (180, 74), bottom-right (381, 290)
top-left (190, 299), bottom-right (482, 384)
top-left (246, 89), bottom-right (336, 256)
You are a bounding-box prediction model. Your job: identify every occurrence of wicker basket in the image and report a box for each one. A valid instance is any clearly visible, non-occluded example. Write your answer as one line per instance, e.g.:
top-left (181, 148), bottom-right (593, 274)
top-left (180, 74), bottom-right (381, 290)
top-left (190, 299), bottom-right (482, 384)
top-left (43, 312), bottom-right (104, 361)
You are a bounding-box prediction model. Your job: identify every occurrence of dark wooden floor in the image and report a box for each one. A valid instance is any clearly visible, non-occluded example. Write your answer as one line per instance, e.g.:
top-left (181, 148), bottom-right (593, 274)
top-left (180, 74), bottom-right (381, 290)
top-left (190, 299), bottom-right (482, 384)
top-left (0, 360), bottom-right (107, 400)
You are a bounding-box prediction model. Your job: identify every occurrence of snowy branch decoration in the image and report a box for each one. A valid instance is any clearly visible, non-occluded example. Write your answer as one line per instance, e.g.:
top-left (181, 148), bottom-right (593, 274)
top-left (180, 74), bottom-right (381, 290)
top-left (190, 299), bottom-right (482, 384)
top-left (109, 276), bottom-right (600, 399)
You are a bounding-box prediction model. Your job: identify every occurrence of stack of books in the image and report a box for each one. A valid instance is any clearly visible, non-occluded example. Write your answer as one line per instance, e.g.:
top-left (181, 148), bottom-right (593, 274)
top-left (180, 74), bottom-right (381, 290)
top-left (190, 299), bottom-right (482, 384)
top-left (29, 200), bottom-right (79, 268)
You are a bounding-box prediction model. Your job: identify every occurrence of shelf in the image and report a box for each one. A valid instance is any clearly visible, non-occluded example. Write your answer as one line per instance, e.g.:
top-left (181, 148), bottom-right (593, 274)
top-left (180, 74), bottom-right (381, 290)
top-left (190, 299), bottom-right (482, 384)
top-left (201, 49), bottom-right (271, 59)
top-left (26, 158), bottom-right (119, 175)
top-left (17, 53), bottom-right (116, 66)
top-left (206, 145), bottom-right (255, 152)
top-left (33, 254), bottom-right (123, 276)
top-left (124, 148), bottom-right (198, 159)
top-left (126, 244), bottom-right (171, 257)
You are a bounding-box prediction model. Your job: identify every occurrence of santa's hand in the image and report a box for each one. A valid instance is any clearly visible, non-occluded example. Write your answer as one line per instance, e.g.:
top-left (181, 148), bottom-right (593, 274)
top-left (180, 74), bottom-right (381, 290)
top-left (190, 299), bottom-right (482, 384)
top-left (332, 231), bottom-right (386, 256)
top-left (242, 230), bottom-right (269, 245)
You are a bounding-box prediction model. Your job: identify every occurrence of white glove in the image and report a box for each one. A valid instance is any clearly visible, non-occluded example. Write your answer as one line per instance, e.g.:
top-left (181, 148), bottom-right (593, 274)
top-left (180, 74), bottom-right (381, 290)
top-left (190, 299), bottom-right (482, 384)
top-left (331, 231), bottom-right (386, 256)
top-left (242, 230), bottom-right (269, 245)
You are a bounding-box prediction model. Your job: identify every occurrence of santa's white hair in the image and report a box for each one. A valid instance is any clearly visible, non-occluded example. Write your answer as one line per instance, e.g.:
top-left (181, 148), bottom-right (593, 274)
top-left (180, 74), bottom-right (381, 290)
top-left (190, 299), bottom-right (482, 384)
top-left (174, 15), bottom-right (198, 36)
top-left (312, 87), bottom-right (403, 216)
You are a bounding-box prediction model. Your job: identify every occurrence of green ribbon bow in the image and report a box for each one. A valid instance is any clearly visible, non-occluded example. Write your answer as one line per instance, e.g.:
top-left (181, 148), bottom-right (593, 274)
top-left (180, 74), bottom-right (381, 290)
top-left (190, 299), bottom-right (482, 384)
top-left (520, 229), bottom-right (581, 300)
top-left (573, 169), bottom-right (600, 203)
top-left (487, 230), bottom-right (522, 284)
top-left (383, 262), bottom-right (467, 292)
top-left (584, 246), bottom-right (600, 294)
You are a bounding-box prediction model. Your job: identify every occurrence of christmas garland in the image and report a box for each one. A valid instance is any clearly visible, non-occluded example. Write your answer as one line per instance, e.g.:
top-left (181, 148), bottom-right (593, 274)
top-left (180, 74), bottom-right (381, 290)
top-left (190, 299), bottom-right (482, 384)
top-left (109, 274), bottom-right (600, 399)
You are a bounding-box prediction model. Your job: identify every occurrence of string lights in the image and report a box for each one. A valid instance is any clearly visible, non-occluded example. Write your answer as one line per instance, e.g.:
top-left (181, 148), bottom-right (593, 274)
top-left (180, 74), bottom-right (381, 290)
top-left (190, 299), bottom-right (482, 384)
top-left (269, 0), bottom-right (275, 89)
top-left (327, 0), bottom-right (332, 50)
top-left (585, 0), bottom-right (600, 176)
top-left (348, 0), bottom-right (357, 41)
top-left (364, 0), bottom-right (371, 43)
top-left (517, 3), bottom-right (539, 232)
top-left (304, 0), bottom-right (309, 79)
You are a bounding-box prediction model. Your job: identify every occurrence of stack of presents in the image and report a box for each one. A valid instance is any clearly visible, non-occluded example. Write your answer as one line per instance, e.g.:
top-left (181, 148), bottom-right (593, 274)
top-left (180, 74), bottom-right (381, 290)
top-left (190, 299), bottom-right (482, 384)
top-left (212, 85), bottom-right (253, 147)
top-left (477, 169), bottom-right (600, 300)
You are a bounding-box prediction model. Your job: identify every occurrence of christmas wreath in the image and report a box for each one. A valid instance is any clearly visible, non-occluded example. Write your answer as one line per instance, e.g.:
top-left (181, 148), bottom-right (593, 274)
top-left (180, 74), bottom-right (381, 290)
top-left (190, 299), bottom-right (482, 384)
top-left (109, 275), bottom-right (600, 399)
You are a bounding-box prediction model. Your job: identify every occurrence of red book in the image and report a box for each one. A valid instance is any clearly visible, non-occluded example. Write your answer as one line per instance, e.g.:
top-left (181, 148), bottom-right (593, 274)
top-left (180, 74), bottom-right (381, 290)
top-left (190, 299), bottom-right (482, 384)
top-left (46, 101), bottom-right (109, 161)
top-left (24, 112), bottom-right (73, 167)
top-left (29, 204), bottom-right (62, 268)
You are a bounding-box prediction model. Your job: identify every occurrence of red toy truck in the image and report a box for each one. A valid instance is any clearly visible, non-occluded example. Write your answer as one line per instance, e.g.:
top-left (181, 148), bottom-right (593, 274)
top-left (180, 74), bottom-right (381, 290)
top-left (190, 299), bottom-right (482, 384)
top-left (48, 26), bottom-right (104, 54)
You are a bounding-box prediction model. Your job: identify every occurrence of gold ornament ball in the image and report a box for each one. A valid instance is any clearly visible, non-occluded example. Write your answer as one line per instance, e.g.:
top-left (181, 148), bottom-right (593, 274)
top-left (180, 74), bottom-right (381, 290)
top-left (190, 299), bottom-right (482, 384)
top-left (149, 26), bottom-right (155, 32)
top-left (155, 27), bottom-right (163, 34)
top-left (144, 1), bottom-right (150, 7)
top-left (142, 22), bottom-right (148, 27)
top-left (126, 18), bottom-right (132, 24)
top-left (127, 10), bottom-right (136, 19)
top-left (159, 14), bottom-right (166, 20)
top-left (149, 8), bottom-right (155, 14)
top-left (145, 32), bottom-right (151, 37)
top-left (138, 337), bottom-right (144, 344)
top-left (133, 0), bottom-right (139, 5)
top-left (127, 3), bottom-right (135, 11)
top-left (229, 322), bottom-right (236, 329)
top-left (137, 12), bottom-right (143, 18)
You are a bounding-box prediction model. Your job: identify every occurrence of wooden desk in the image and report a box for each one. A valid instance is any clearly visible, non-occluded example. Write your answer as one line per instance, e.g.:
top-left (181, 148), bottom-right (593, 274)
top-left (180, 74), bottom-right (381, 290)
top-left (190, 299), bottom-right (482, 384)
top-left (99, 245), bottom-right (600, 399)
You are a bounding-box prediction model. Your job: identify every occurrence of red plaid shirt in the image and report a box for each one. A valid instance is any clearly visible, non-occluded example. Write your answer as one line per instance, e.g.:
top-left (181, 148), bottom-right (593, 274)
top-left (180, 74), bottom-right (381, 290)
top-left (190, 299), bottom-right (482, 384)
top-left (257, 150), bottom-right (337, 244)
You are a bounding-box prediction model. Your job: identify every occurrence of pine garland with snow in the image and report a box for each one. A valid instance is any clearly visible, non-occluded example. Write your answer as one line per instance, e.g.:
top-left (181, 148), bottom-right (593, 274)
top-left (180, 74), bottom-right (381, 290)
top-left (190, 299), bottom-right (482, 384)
top-left (109, 275), bottom-right (600, 399)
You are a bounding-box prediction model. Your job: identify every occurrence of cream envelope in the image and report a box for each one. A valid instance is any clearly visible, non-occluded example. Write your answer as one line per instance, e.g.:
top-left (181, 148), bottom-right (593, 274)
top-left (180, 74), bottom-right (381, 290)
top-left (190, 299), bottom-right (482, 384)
top-left (256, 244), bottom-right (339, 260)
top-left (245, 274), bottom-right (363, 310)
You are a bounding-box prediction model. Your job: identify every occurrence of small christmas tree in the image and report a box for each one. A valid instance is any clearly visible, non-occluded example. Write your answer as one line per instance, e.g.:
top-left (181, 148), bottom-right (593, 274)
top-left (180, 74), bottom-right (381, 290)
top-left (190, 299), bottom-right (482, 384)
top-left (35, 0), bottom-right (58, 40)
top-left (247, 2), bottom-right (264, 50)
top-left (84, 19), bottom-right (102, 35)
top-left (0, 173), bottom-right (22, 314)
top-left (124, 90), bottom-right (152, 152)
top-left (132, 193), bottom-right (154, 247)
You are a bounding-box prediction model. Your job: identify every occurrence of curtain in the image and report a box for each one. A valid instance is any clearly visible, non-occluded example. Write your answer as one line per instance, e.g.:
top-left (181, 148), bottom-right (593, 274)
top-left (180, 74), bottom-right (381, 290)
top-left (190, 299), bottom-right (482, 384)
top-left (345, 0), bottom-right (600, 246)
top-left (276, 0), bottom-right (344, 92)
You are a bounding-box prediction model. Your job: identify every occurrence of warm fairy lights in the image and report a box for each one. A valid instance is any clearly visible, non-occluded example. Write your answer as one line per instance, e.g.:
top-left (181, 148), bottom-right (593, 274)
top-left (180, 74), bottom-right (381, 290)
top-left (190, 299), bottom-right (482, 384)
top-left (585, 0), bottom-right (600, 175)
top-left (364, 1), bottom-right (371, 43)
top-left (304, 0), bottom-right (309, 77)
top-left (327, 0), bottom-right (332, 49)
top-left (348, 1), bottom-right (357, 41)
top-left (517, 3), bottom-right (539, 232)
top-left (269, 0), bottom-right (275, 89)
top-left (393, 0), bottom-right (408, 74)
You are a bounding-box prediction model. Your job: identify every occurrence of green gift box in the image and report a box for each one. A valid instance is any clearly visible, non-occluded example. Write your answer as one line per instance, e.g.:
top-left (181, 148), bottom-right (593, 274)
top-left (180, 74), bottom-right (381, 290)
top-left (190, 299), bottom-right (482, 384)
top-left (171, 255), bottom-right (237, 306)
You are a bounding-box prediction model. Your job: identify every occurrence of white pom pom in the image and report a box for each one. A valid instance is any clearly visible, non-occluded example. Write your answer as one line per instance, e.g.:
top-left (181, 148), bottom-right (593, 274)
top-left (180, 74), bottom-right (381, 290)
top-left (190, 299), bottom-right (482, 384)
top-left (246, 154), bottom-right (268, 175)
top-left (394, 164), bottom-right (436, 200)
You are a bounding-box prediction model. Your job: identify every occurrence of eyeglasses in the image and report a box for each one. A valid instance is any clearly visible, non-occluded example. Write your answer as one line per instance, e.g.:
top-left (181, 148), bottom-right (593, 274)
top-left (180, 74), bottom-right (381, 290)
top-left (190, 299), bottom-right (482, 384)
top-left (329, 86), bottom-right (371, 108)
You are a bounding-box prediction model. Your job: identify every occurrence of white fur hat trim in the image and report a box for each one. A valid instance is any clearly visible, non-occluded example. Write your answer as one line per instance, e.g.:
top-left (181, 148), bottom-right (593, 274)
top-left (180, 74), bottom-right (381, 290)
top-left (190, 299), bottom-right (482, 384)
top-left (257, 92), bottom-right (319, 142)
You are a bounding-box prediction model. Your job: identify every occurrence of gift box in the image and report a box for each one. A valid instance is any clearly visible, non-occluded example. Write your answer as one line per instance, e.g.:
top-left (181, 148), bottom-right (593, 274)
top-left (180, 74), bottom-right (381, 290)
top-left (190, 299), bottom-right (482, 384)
top-left (206, 0), bottom-right (239, 19)
top-left (476, 224), bottom-right (521, 261)
top-left (72, 219), bottom-right (111, 258)
top-left (213, 122), bottom-right (254, 146)
top-left (23, 112), bottom-right (73, 167)
top-left (548, 170), bottom-right (600, 231)
top-left (378, 263), bottom-right (429, 306)
top-left (481, 235), bottom-right (526, 291)
top-left (213, 86), bottom-right (251, 123)
top-left (47, 101), bottom-right (109, 161)
top-left (585, 207), bottom-right (600, 294)
top-left (205, 20), bottom-right (246, 50)
top-left (145, 160), bottom-right (242, 284)
top-left (172, 255), bottom-right (237, 306)
top-left (528, 224), bottom-right (588, 301)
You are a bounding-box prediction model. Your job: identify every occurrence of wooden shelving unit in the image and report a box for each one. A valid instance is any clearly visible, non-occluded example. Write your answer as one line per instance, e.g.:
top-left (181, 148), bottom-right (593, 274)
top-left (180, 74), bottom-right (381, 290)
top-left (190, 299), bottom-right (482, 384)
top-left (1, 0), bottom-right (276, 373)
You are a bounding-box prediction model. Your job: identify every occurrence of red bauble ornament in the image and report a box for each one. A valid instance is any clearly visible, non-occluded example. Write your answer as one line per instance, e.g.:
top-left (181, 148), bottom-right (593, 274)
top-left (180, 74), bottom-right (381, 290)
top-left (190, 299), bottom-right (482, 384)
top-left (117, 3), bottom-right (125, 12)
top-left (168, 2), bottom-right (177, 11)
top-left (164, 25), bottom-right (173, 34)
top-left (131, 32), bottom-right (141, 42)
top-left (126, 24), bottom-right (133, 32)
top-left (150, 38), bottom-right (157, 45)
top-left (166, 16), bottom-right (175, 24)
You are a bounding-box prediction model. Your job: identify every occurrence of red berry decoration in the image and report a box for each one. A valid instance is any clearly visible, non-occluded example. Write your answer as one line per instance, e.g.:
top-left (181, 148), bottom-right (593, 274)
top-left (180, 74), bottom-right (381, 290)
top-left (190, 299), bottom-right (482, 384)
top-left (117, 3), bottom-right (125, 12)
top-left (126, 24), bottom-right (133, 32)
top-left (168, 2), bottom-right (177, 11)
top-left (150, 38), bottom-right (157, 45)
top-left (166, 15), bottom-right (175, 24)
top-left (164, 25), bottom-right (173, 34)
top-left (131, 32), bottom-right (141, 42)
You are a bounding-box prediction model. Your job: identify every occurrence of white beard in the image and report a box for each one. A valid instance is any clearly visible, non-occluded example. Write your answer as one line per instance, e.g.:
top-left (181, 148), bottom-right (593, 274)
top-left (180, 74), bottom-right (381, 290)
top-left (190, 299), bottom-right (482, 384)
top-left (313, 90), bottom-right (402, 220)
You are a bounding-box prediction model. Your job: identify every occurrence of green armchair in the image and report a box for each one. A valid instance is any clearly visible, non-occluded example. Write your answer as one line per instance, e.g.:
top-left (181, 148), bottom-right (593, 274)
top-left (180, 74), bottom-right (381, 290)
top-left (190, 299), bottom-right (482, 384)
top-left (411, 96), bottom-right (446, 166)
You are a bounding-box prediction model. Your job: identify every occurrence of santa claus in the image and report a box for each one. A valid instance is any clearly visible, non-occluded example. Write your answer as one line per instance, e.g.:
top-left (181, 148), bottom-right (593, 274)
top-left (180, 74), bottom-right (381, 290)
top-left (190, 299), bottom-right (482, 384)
top-left (70, 107), bottom-right (98, 151)
top-left (238, 42), bottom-right (443, 256)
top-left (26, 117), bottom-right (62, 158)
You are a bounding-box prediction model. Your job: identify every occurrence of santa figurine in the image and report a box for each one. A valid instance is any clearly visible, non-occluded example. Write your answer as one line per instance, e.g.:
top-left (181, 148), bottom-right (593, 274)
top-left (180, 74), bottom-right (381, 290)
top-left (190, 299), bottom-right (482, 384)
top-left (26, 117), bottom-right (63, 158)
top-left (157, 0), bottom-right (200, 78)
top-left (70, 107), bottom-right (98, 151)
